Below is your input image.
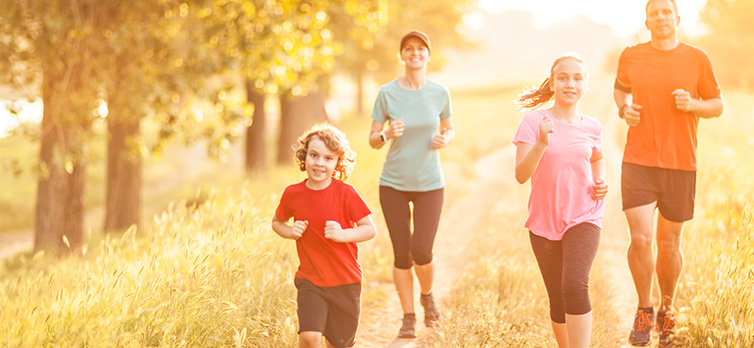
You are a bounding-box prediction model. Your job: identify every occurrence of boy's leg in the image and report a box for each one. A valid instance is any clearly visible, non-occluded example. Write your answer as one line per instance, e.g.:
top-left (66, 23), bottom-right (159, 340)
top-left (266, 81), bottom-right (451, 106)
top-left (295, 278), bottom-right (328, 347)
top-left (323, 282), bottom-right (361, 348)
top-left (299, 332), bottom-right (323, 348)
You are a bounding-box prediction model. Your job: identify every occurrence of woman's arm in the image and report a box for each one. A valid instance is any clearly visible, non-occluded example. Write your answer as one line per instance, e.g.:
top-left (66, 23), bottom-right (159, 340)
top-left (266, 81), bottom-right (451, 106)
top-left (369, 119), bottom-right (405, 149)
top-left (369, 120), bottom-right (386, 149)
top-left (324, 215), bottom-right (377, 243)
top-left (432, 117), bottom-right (455, 148)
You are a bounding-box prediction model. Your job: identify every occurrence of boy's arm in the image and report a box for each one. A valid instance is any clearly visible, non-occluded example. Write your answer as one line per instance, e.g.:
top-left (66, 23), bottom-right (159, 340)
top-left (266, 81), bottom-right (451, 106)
top-left (324, 215), bottom-right (377, 243)
top-left (272, 215), bottom-right (308, 240)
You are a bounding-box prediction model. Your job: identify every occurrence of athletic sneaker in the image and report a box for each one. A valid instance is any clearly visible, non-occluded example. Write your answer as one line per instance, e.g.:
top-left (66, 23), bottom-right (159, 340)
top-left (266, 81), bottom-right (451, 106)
top-left (420, 293), bottom-right (441, 327)
top-left (398, 313), bottom-right (416, 338)
top-left (628, 307), bottom-right (654, 346)
top-left (657, 311), bottom-right (676, 347)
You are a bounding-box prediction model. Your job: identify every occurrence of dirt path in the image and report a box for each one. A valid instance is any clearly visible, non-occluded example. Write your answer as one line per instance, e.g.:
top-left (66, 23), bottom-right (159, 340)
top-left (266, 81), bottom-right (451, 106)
top-left (354, 146), bottom-right (516, 347)
top-left (0, 230), bottom-right (33, 260)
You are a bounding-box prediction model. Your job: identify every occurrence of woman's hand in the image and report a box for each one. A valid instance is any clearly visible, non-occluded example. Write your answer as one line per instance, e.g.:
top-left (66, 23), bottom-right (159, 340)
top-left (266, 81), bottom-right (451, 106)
top-left (432, 128), bottom-right (450, 148)
top-left (386, 118), bottom-right (404, 140)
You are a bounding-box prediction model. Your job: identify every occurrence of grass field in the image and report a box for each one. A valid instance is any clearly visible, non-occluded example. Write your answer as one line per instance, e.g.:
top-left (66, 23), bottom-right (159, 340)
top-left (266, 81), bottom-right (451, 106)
top-left (1, 82), bottom-right (752, 347)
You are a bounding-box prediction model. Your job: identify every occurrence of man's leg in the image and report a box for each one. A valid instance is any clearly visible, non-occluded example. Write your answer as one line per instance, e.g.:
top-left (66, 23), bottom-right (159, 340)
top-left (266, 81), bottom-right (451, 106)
top-left (626, 203), bottom-right (658, 346)
top-left (625, 202), bottom-right (657, 308)
top-left (655, 213), bottom-right (684, 312)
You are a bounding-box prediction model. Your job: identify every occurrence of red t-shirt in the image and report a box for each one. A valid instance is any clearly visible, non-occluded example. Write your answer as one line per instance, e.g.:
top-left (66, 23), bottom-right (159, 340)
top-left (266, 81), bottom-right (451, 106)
top-left (616, 42), bottom-right (721, 171)
top-left (275, 179), bottom-right (371, 287)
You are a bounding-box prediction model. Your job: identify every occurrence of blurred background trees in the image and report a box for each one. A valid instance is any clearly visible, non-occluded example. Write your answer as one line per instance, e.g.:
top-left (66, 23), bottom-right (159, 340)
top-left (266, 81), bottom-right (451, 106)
top-left (0, 0), bottom-right (476, 255)
top-left (698, 0), bottom-right (754, 90)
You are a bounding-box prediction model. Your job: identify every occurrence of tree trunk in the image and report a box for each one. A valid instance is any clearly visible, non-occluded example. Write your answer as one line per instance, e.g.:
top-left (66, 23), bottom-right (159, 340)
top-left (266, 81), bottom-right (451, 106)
top-left (276, 92), bottom-right (328, 165)
top-left (34, 75), bottom-right (86, 255)
top-left (356, 70), bottom-right (364, 116)
top-left (244, 81), bottom-right (266, 174)
top-left (103, 96), bottom-right (141, 232)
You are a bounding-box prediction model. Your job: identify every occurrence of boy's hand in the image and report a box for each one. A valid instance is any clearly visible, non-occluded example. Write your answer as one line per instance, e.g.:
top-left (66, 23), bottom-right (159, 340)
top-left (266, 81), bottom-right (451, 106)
top-left (291, 220), bottom-right (308, 240)
top-left (324, 220), bottom-right (346, 242)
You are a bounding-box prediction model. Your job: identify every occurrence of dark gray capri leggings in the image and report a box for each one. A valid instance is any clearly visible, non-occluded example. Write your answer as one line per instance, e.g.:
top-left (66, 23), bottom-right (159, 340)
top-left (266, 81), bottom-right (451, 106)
top-left (379, 186), bottom-right (444, 269)
top-left (529, 223), bottom-right (601, 323)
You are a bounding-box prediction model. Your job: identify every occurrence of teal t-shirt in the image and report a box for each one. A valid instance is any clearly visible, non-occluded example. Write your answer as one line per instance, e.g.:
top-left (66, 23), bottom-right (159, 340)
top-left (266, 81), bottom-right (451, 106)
top-left (370, 79), bottom-right (453, 192)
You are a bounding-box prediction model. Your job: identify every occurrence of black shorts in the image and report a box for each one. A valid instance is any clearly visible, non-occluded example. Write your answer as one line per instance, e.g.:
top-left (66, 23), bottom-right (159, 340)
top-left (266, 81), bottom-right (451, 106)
top-left (621, 162), bottom-right (696, 222)
top-left (295, 278), bottom-right (361, 348)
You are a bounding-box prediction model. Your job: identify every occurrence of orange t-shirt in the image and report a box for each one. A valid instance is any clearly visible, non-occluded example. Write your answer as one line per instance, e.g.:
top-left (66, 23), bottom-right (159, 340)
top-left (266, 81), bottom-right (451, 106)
top-left (615, 42), bottom-right (721, 171)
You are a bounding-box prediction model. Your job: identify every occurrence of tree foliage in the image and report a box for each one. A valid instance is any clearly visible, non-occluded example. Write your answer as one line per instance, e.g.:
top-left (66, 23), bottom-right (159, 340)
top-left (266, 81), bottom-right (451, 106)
top-left (698, 0), bottom-right (754, 90)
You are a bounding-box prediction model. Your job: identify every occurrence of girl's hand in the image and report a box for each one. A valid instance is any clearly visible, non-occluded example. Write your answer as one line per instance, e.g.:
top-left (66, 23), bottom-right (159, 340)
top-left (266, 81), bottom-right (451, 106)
top-left (324, 220), bottom-right (346, 242)
top-left (432, 128), bottom-right (449, 149)
top-left (291, 220), bottom-right (308, 240)
top-left (387, 118), bottom-right (405, 140)
top-left (592, 178), bottom-right (608, 200)
top-left (538, 116), bottom-right (554, 145)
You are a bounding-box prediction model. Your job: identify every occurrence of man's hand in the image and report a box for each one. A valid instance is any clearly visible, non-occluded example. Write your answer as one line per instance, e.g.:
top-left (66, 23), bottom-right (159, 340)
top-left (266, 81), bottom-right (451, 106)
top-left (623, 104), bottom-right (643, 127)
top-left (672, 89), bottom-right (694, 112)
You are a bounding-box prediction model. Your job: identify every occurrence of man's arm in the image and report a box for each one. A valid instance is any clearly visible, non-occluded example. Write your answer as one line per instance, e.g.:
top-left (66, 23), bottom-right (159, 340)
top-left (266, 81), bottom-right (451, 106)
top-left (672, 89), bottom-right (724, 118)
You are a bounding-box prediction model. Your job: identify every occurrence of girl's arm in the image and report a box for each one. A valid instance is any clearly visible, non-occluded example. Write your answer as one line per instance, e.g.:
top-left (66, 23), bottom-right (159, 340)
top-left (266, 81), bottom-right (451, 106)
top-left (515, 142), bottom-right (546, 184)
top-left (324, 215), bottom-right (377, 243)
top-left (515, 116), bottom-right (552, 184)
top-left (271, 215), bottom-right (308, 240)
top-left (590, 151), bottom-right (608, 200)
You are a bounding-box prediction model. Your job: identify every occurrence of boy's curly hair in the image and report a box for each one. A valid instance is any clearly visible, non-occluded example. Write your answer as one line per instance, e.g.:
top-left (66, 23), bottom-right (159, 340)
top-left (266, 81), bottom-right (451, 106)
top-left (294, 122), bottom-right (356, 181)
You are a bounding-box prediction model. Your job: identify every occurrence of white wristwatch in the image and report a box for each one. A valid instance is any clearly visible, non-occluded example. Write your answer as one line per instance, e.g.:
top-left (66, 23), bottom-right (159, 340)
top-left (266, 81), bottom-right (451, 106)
top-left (380, 131), bottom-right (387, 143)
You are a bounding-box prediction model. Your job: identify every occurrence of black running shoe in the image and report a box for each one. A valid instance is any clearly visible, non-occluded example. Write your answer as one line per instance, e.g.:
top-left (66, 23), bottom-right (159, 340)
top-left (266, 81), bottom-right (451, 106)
top-left (398, 313), bottom-right (417, 338)
top-left (420, 293), bottom-right (441, 328)
top-left (628, 307), bottom-right (654, 346)
top-left (657, 311), bottom-right (676, 347)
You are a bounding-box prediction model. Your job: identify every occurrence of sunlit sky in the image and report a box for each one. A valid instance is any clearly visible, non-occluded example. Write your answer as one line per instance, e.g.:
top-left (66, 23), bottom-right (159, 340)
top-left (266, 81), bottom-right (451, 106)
top-left (475, 0), bottom-right (708, 37)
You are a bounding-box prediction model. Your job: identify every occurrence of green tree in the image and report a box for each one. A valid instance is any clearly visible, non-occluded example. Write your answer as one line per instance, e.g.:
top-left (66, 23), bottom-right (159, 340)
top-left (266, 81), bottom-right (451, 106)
top-left (0, 0), bottom-right (112, 254)
top-left (698, 0), bottom-right (754, 89)
top-left (329, 0), bottom-right (476, 115)
top-left (201, 0), bottom-right (336, 172)
top-left (101, 1), bottom-right (222, 232)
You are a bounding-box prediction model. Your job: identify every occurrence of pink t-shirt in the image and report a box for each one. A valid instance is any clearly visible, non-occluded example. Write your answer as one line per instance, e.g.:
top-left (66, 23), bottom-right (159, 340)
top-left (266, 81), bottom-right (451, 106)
top-left (512, 109), bottom-right (604, 241)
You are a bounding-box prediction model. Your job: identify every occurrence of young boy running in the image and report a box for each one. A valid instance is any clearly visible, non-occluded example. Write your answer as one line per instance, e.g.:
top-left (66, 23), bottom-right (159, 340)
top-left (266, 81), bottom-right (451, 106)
top-left (272, 123), bottom-right (377, 348)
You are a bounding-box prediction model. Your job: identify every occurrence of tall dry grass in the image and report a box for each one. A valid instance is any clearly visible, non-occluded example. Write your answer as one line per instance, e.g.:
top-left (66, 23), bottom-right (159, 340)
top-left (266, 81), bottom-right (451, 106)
top-left (673, 90), bottom-right (754, 347)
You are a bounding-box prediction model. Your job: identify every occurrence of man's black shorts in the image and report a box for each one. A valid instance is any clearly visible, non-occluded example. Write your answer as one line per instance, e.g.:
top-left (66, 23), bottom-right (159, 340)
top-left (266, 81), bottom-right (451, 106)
top-left (621, 162), bottom-right (696, 222)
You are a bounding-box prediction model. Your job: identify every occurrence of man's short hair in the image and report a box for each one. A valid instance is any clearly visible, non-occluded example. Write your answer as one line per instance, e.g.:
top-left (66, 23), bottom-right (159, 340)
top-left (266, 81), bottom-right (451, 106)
top-left (645, 0), bottom-right (678, 15)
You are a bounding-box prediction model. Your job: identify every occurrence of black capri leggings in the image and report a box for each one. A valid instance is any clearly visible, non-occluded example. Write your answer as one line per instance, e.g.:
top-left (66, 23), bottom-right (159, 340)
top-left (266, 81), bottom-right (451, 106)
top-left (379, 186), bottom-right (444, 269)
top-left (529, 223), bottom-right (601, 323)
